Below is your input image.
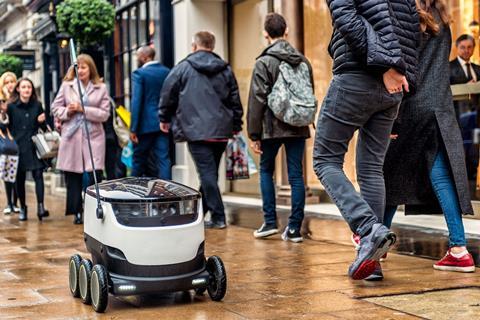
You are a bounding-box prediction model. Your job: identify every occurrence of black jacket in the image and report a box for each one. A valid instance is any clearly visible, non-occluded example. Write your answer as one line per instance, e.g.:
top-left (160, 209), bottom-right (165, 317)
top-left (7, 99), bottom-right (47, 171)
top-left (247, 40), bottom-right (312, 141)
top-left (328, 0), bottom-right (419, 87)
top-left (158, 50), bottom-right (243, 142)
top-left (449, 58), bottom-right (480, 85)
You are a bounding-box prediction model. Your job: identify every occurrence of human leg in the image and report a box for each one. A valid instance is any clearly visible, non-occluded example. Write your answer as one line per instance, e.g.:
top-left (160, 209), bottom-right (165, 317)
top-left (188, 142), bottom-right (227, 228)
top-left (152, 132), bottom-right (171, 180)
top-left (16, 169), bottom-right (27, 220)
top-left (31, 169), bottom-right (49, 220)
top-left (131, 133), bottom-right (153, 177)
top-left (64, 171), bottom-right (84, 224)
top-left (281, 138), bottom-right (306, 242)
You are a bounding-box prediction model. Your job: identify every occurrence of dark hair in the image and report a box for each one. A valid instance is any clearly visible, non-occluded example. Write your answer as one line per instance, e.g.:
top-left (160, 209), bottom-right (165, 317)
top-left (456, 34), bottom-right (476, 47)
top-left (264, 13), bottom-right (287, 38)
top-left (416, 0), bottom-right (449, 35)
top-left (193, 31), bottom-right (216, 50)
top-left (12, 78), bottom-right (38, 103)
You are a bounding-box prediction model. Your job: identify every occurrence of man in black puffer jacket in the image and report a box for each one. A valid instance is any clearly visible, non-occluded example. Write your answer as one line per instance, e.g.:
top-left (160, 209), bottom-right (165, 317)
top-left (313, 0), bottom-right (419, 281)
top-left (159, 31), bottom-right (243, 229)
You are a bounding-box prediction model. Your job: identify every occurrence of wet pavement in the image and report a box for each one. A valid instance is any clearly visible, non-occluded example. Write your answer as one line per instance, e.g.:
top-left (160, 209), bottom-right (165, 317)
top-left (1, 191), bottom-right (480, 319)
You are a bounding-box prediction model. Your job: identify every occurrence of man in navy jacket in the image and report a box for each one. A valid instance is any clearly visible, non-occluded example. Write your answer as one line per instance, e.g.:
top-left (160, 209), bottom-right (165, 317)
top-left (130, 46), bottom-right (171, 179)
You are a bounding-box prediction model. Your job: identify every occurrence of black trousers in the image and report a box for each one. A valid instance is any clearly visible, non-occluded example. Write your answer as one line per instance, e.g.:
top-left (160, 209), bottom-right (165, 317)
top-left (64, 171), bottom-right (103, 215)
top-left (187, 141), bottom-right (227, 223)
top-left (16, 169), bottom-right (44, 208)
top-left (4, 181), bottom-right (18, 207)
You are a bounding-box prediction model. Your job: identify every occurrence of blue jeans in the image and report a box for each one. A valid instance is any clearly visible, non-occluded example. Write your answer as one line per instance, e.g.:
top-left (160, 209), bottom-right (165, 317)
top-left (313, 73), bottom-right (402, 236)
top-left (132, 131), bottom-right (171, 179)
top-left (384, 150), bottom-right (466, 247)
top-left (260, 138), bottom-right (306, 231)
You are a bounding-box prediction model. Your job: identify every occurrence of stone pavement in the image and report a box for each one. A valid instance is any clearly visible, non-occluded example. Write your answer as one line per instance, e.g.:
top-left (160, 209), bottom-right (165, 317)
top-left (1, 192), bottom-right (480, 319)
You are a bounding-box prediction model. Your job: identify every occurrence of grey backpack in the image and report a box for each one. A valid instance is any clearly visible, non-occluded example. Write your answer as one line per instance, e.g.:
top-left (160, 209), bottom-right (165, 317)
top-left (267, 61), bottom-right (317, 127)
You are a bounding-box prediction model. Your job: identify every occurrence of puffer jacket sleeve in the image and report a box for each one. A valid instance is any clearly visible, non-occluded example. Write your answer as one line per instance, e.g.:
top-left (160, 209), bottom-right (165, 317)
top-left (247, 59), bottom-right (270, 141)
top-left (329, 0), bottom-right (406, 73)
top-left (225, 66), bottom-right (244, 133)
top-left (158, 63), bottom-right (185, 124)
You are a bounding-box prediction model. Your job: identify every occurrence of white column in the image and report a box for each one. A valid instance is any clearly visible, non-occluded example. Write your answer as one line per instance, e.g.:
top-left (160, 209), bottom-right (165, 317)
top-left (171, 0), bottom-right (227, 191)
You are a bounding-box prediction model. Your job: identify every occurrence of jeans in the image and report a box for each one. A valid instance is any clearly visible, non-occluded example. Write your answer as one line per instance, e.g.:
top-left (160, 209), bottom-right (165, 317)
top-left (132, 131), bottom-right (171, 179)
top-left (188, 141), bottom-right (228, 223)
top-left (260, 138), bottom-right (306, 231)
top-left (384, 150), bottom-right (466, 247)
top-left (313, 72), bottom-right (402, 237)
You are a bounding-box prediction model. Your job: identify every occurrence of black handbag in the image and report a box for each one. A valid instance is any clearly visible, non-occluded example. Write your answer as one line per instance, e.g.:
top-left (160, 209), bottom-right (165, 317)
top-left (0, 128), bottom-right (19, 156)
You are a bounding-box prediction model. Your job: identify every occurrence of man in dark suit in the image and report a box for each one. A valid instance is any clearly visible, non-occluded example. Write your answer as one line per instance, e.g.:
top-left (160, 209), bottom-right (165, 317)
top-left (450, 34), bottom-right (480, 182)
top-left (450, 34), bottom-right (480, 114)
top-left (130, 46), bottom-right (171, 179)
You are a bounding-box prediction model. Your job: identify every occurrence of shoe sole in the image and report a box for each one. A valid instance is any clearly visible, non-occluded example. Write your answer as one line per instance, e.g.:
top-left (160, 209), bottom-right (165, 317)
top-left (433, 265), bottom-right (475, 273)
top-left (350, 232), bottom-right (396, 280)
top-left (365, 273), bottom-right (384, 281)
top-left (281, 234), bottom-right (304, 243)
top-left (254, 229), bottom-right (278, 238)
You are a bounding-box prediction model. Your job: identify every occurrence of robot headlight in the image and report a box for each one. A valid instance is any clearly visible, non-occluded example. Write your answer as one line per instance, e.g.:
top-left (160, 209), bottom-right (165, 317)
top-left (111, 199), bottom-right (198, 227)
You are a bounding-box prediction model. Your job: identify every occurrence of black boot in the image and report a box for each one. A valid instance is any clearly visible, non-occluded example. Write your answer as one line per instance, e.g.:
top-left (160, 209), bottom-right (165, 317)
top-left (19, 207), bottom-right (28, 221)
top-left (73, 212), bottom-right (83, 225)
top-left (37, 203), bottom-right (49, 221)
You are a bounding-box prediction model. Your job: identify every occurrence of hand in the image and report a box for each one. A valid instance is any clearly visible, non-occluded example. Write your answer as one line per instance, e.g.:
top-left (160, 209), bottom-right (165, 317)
top-left (37, 113), bottom-right (46, 123)
top-left (390, 134), bottom-right (398, 140)
top-left (67, 103), bottom-right (79, 115)
top-left (160, 122), bottom-right (170, 133)
top-left (130, 132), bottom-right (139, 144)
top-left (383, 68), bottom-right (409, 94)
top-left (250, 140), bottom-right (262, 154)
top-left (74, 102), bottom-right (83, 113)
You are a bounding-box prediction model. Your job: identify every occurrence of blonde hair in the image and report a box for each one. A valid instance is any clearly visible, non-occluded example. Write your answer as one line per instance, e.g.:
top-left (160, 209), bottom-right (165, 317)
top-left (63, 54), bottom-right (101, 84)
top-left (0, 71), bottom-right (18, 101)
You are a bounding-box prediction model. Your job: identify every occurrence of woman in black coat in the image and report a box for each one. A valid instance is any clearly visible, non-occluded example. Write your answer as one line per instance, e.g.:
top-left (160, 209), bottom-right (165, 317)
top-left (384, 0), bottom-right (474, 272)
top-left (6, 78), bottom-right (49, 221)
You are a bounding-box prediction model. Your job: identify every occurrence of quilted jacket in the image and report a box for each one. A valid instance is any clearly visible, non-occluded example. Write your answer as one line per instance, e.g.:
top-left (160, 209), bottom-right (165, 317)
top-left (328, 0), bottom-right (420, 88)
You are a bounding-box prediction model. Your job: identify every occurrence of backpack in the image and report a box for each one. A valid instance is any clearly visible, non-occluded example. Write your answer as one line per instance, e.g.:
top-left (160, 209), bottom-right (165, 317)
top-left (267, 61), bottom-right (317, 127)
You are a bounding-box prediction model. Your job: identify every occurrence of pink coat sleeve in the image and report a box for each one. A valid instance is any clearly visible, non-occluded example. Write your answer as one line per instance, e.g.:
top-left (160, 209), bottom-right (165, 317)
top-left (51, 82), bottom-right (71, 121)
top-left (84, 85), bottom-right (110, 123)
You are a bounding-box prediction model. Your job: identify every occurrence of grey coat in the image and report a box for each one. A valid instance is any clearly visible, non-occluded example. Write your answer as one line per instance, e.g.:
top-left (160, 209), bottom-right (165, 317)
top-left (384, 18), bottom-right (474, 215)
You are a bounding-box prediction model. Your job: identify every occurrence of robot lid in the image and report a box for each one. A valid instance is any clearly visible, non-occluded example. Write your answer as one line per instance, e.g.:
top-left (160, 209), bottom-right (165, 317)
top-left (86, 177), bottom-right (200, 203)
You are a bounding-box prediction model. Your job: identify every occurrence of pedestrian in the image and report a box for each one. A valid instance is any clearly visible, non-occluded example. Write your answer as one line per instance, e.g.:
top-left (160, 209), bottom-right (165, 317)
top-left (5, 78), bottom-right (49, 221)
top-left (159, 31), bottom-right (243, 229)
top-left (51, 54), bottom-right (110, 224)
top-left (0, 71), bottom-right (19, 215)
top-left (383, 0), bottom-right (475, 273)
top-left (313, 0), bottom-right (419, 280)
top-left (248, 13), bottom-right (314, 243)
top-left (130, 46), bottom-right (171, 179)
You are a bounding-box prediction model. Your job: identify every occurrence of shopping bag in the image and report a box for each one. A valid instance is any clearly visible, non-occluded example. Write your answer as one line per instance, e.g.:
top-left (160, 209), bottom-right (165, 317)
top-left (226, 134), bottom-right (250, 180)
top-left (31, 126), bottom-right (60, 159)
top-left (121, 140), bottom-right (133, 169)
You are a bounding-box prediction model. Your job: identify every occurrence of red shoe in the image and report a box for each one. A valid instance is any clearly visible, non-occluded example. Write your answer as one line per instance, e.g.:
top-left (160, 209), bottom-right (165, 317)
top-left (352, 233), bottom-right (387, 260)
top-left (433, 250), bottom-right (475, 273)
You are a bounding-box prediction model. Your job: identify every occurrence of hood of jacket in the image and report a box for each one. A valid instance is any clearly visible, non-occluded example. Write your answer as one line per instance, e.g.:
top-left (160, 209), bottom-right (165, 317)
top-left (259, 40), bottom-right (303, 66)
top-left (186, 50), bottom-right (228, 76)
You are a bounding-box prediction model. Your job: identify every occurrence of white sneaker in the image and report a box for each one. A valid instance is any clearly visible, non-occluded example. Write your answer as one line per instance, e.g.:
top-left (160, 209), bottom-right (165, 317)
top-left (281, 227), bottom-right (303, 243)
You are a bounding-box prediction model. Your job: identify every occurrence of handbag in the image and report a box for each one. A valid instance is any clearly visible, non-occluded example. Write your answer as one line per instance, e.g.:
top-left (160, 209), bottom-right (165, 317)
top-left (31, 125), bottom-right (61, 159)
top-left (0, 128), bottom-right (19, 156)
top-left (0, 154), bottom-right (19, 182)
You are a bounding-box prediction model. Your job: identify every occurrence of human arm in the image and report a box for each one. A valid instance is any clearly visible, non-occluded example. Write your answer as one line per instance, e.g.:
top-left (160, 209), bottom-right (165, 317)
top-left (130, 71), bottom-right (143, 134)
top-left (158, 65), bottom-right (184, 127)
top-left (83, 86), bottom-right (111, 123)
top-left (247, 60), bottom-right (270, 142)
top-left (226, 66), bottom-right (244, 133)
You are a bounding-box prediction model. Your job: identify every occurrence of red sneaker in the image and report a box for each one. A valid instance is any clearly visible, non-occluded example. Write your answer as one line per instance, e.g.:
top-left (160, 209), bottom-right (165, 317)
top-left (352, 233), bottom-right (387, 260)
top-left (433, 250), bottom-right (475, 273)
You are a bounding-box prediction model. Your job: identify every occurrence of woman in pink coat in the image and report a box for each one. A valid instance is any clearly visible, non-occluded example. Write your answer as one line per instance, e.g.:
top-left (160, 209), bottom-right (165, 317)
top-left (51, 54), bottom-right (110, 224)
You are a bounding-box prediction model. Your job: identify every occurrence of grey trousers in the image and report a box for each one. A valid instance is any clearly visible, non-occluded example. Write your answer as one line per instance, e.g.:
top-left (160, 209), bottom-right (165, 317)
top-left (313, 72), bottom-right (402, 237)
